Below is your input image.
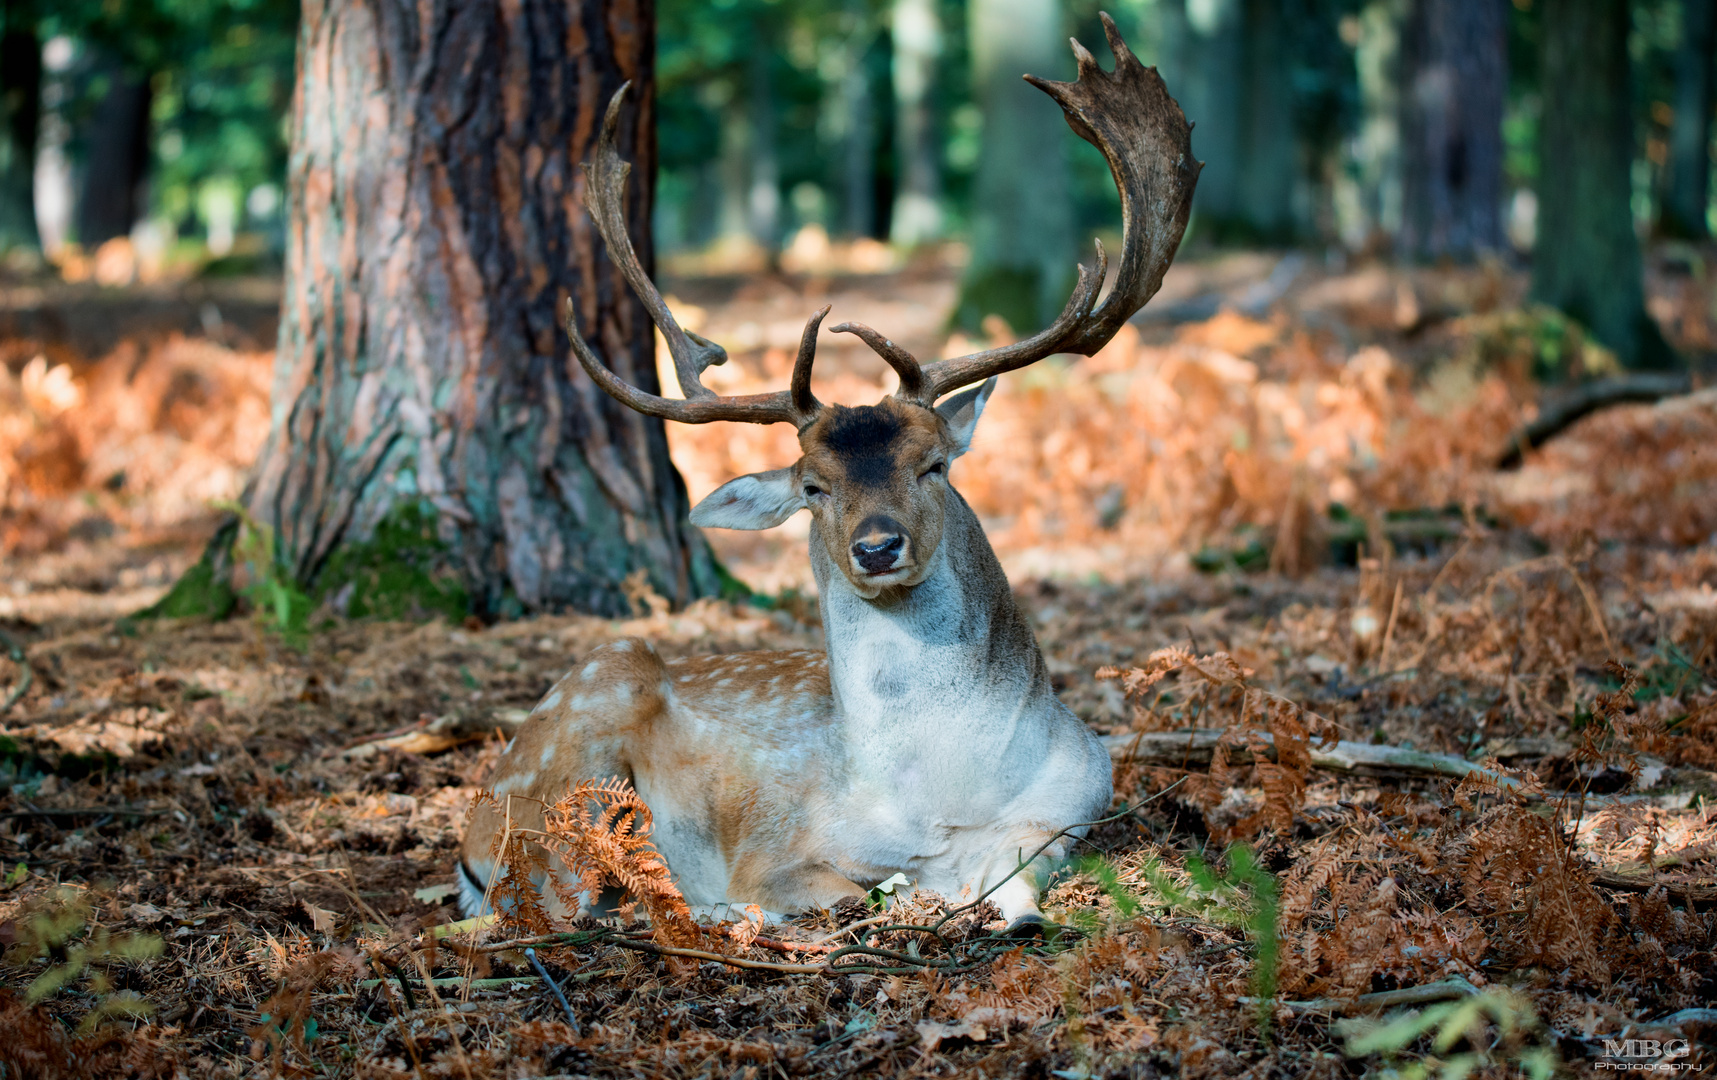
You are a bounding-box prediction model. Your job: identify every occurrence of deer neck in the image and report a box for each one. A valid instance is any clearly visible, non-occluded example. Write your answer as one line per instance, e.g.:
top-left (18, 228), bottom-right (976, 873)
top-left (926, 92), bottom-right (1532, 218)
top-left (809, 489), bottom-right (1052, 744)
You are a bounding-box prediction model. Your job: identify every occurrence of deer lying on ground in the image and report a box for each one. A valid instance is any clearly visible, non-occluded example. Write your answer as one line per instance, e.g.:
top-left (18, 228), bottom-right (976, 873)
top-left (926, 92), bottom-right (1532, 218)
top-left (460, 14), bottom-right (1198, 931)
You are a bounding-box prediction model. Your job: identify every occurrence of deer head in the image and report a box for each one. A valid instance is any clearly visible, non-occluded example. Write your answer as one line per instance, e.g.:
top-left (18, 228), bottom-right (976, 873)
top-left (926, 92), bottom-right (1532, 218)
top-left (568, 13), bottom-right (1199, 599)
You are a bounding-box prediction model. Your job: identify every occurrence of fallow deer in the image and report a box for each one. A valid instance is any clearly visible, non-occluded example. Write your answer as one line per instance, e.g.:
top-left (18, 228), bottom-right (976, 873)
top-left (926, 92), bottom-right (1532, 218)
top-left (460, 14), bottom-right (1198, 930)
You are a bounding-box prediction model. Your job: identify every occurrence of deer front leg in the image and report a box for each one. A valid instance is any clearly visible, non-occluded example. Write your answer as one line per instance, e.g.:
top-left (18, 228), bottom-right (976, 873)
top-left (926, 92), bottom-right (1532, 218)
top-left (978, 831), bottom-right (1080, 932)
top-left (721, 841), bottom-right (870, 915)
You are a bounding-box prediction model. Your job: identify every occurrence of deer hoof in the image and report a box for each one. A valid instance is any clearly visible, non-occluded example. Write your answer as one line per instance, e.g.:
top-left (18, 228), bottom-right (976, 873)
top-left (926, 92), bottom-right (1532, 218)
top-left (1001, 913), bottom-right (1051, 939)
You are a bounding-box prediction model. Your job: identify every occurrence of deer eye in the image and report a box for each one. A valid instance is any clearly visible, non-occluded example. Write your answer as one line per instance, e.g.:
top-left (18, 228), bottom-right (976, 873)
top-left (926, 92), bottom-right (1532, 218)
top-left (802, 483), bottom-right (826, 500)
top-left (918, 462), bottom-right (945, 480)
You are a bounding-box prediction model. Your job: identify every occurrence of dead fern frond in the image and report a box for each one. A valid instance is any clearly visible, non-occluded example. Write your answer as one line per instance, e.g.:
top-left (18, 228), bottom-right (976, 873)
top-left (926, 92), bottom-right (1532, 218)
top-left (1458, 804), bottom-right (1616, 983)
top-left (538, 777), bottom-right (701, 948)
top-left (1104, 652), bottom-right (1333, 843)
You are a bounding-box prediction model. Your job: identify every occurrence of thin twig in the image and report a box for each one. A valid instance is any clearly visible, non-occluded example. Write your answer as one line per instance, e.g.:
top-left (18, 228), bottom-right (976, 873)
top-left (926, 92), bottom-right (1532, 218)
top-left (810, 912), bottom-right (895, 946)
top-left (602, 936), bottom-right (825, 974)
top-left (752, 934), bottom-right (834, 955)
top-left (0, 625), bottom-right (32, 715)
top-left (411, 949), bottom-right (476, 1080)
top-left (525, 947), bottom-right (582, 1036)
top-left (1378, 577), bottom-right (1404, 671)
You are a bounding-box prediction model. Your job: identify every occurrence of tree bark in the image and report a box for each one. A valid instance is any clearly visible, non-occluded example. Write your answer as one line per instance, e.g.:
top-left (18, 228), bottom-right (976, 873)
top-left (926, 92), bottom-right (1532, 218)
top-left (1663, 0), bottom-right (1716, 238)
top-left (1533, 0), bottom-right (1677, 369)
top-left (0, 0), bottom-right (42, 253)
top-left (1399, 0), bottom-right (1506, 259)
top-left (74, 51), bottom-right (152, 247)
top-left (889, 0), bottom-right (942, 245)
top-left (246, 0), bottom-right (719, 620)
top-left (953, 0), bottom-right (1075, 335)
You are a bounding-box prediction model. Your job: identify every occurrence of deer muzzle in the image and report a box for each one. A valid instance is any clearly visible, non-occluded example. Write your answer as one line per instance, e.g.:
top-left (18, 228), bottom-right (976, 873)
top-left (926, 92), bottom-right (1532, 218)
top-left (850, 515), bottom-right (909, 575)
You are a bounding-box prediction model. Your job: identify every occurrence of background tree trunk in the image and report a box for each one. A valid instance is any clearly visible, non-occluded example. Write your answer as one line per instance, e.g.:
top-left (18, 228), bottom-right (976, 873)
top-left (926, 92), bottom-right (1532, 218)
top-left (953, 0), bottom-right (1074, 336)
top-left (1159, 0), bottom-right (1295, 242)
top-left (1398, 0), bottom-right (1506, 259)
top-left (246, 0), bottom-right (720, 620)
top-left (838, 5), bottom-right (877, 240)
top-left (889, 0), bottom-right (942, 245)
top-left (1662, 0), bottom-right (1716, 238)
top-left (746, 24), bottom-right (781, 253)
top-left (74, 51), bottom-right (152, 247)
top-left (0, 0), bottom-right (42, 253)
top-left (1533, 0), bottom-right (1675, 369)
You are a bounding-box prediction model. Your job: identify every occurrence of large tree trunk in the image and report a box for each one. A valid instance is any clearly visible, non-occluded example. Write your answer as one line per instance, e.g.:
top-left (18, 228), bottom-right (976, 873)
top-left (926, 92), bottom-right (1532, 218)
top-left (1158, 0), bottom-right (1295, 242)
top-left (889, 0), bottom-right (943, 245)
top-left (1398, 0), bottom-right (1506, 259)
top-left (953, 0), bottom-right (1074, 336)
top-left (0, 0), bottom-right (41, 253)
top-left (74, 52), bottom-right (152, 247)
top-left (1533, 0), bottom-right (1676, 369)
top-left (245, 0), bottom-right (719, 620)
top-left (1662, 0), bottom-right (1716, 238)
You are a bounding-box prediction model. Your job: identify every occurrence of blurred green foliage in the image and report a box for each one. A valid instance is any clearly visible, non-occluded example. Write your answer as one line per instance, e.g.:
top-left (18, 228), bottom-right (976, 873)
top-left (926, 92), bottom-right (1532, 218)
top-left (13, 0), bottom-right (1717, 267)
top-left (37, 0), bottom-right (295, 250)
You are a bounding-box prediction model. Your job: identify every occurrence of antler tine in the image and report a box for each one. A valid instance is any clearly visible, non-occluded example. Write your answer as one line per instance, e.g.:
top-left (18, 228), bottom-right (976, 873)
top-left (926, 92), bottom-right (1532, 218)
top-left (568, 82), bottom-right (817, 427)
top-left (918, 245), bottom-right (1106, 400)
top-left (792, 306), bottom-right (832, 416)
top-left (829, 322), bottom-right (927, 405)
top-left (918, 11), bottom-right (1199, 403)
top-left (565, 299), bottom-right (812, 425)
top-left (583, 84), bottom-right (725, 400)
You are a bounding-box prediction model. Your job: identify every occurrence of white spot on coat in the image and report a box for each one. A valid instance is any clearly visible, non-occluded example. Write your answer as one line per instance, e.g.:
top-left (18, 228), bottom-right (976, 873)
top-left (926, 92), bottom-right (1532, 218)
top-left (491, 772), bottom-right (536, 797)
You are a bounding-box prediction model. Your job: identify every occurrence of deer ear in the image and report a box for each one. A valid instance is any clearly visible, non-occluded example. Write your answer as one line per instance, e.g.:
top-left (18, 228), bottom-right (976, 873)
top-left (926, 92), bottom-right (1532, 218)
top-left (935, 377), bottom-right (997, 458)
top-left (690, 467), bottom-right (805, 530)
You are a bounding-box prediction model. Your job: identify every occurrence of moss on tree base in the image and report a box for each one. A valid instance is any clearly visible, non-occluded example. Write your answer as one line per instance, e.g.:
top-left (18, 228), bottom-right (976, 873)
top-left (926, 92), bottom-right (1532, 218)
top-left (134, 517), bottom-right (239, 621)
top-left (313, 501), bottom-right (468, 622)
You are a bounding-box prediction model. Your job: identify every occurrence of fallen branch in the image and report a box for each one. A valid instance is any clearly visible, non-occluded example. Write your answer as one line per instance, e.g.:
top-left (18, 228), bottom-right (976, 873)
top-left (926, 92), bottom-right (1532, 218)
top-left (1101, 729), bottom-right (1523, 789)
top-left (356, 975), bottom-right (551, 991)
top-left (1242, 976), bottom-right (1481, 1014)
top-left (1496, 373), bottom-right (1696, 469)
top-left (340, 709), bottom-right (528, 761)
top-left (1650, 1008), bottom-right (1717, 1029)
top-left (1593, 871), bottom-right (1717, 905)
top-left (0, 805), bottom-right (165, 820)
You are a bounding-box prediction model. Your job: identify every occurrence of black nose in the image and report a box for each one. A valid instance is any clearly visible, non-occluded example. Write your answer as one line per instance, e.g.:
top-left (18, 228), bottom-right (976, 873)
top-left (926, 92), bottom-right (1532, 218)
top-left (851, 517), bottom-right (906, 573)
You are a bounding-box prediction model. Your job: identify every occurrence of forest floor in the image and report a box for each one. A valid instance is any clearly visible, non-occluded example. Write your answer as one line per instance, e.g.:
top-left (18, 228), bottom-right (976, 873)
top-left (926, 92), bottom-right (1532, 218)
top-left (0, 246), bottom-right (1714, 1078)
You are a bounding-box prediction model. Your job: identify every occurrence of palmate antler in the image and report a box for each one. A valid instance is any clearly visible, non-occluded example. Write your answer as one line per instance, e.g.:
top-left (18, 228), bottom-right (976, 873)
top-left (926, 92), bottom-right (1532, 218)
top-left (567, 12), bottom-right (1199, 426)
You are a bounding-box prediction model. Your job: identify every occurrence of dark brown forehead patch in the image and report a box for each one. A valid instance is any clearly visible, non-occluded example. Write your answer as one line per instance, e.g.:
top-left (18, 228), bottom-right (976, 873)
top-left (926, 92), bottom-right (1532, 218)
top-left (819, 404), bottom-right (906, 487)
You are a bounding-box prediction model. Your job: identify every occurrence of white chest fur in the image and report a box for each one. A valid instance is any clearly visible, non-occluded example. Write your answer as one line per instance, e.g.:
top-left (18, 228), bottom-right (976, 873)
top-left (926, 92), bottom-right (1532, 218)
top-left (808, 497), bottom-right (1112, 903)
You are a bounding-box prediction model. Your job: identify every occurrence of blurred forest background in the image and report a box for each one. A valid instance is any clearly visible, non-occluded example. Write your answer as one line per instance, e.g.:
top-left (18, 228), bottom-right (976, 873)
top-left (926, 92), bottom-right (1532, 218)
top-left (2, 0), bottom-right (1716, 599)
top-left (1, 0), bottom-right (1716, 339)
